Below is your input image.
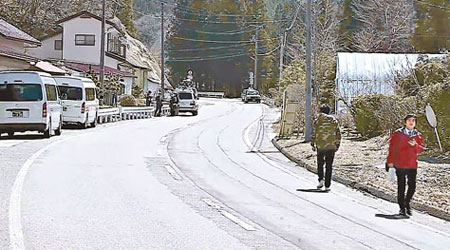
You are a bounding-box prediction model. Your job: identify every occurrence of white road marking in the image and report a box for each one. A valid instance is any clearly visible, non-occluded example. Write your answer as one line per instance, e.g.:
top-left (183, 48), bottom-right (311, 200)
top-left (220, 211), bottom-right (257, 231)
top-left (9, 135), bottom-right (80, 250)
top-left (202, 199), bottom-right (257, 231)
top-left (164, 164), bottom-right (182, 181)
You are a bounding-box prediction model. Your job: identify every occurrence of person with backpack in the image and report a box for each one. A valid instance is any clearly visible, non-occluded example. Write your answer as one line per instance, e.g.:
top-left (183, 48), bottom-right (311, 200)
top-left (311, 104), bottom-right (341, 191)
top-left (386, 114), bottom-right (424, 216)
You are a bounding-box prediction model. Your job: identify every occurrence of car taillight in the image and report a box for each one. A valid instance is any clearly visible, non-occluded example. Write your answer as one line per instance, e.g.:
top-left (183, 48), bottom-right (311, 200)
top-left (81, 102), bottom-right (86, 113)
top-left (42, 102), bottom-right (47, 118)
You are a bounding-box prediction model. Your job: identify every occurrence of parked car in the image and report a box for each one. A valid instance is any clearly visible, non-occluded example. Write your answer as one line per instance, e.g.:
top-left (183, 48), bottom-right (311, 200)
top-left (54, 76), bottom-right (99, 128)
top-left (0, 71), bottom-right (62, 138)
top-left (244, 89), bottom-right (261, 103)
top-left (176, 89), bottom-right (198, 116)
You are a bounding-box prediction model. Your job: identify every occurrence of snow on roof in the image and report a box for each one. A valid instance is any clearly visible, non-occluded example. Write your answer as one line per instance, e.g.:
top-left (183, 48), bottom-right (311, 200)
top-left (336, 52), bottom-right (446, 82)
top-left (335, 52), bottom-right (447, 111)
top-left (35, 61), bottom-right (66, 74)
top-left (0, 18), bottom-right (41, 45)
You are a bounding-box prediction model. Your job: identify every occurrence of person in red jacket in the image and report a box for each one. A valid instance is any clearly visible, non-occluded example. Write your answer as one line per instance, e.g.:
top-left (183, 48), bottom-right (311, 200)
top-left (386, 114), bottom-right (424, 216)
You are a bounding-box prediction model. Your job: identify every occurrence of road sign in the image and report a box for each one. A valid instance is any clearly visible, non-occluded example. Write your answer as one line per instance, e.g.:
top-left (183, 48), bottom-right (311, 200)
top-left (426, 103), bottom-right (437, 128)
top-left (425, 103), bottom-right (443, 152)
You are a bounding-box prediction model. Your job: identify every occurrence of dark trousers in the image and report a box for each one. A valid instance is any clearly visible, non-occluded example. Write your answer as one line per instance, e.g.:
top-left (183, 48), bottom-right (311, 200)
top-left (317, 149), bottom-right (335, 188)
top-left (396, 168), bottom-right (417, 210)
top-left (155, 104), bottom-right (162, 117)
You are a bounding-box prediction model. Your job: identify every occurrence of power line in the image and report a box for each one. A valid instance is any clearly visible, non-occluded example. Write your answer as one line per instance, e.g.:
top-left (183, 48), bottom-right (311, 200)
top-left (167, 52), bottom-right (248, 62)
top-left (168, 44), bottom-right (248, 52)
top-left (170, 36), bottom-right (279, 44)
top-left (188, 28), bottom-right (258, 35)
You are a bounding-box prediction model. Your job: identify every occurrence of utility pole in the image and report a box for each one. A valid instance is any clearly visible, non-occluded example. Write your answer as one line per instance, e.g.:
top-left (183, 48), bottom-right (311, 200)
top-left (160, 2), bottom-right (165, 96)
top-left (305, 0), bottom-right (313, 141)
top-left (254, 28), bottom-right (259, 91)
top-left (278, 32), bottom-right (287, 91)
top-left (99, 0), bottom-right (106, 89)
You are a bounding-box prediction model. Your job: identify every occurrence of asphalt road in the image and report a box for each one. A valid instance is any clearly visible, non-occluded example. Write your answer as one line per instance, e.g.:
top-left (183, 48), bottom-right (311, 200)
top-left (1, 99), bottom-right (449, 249)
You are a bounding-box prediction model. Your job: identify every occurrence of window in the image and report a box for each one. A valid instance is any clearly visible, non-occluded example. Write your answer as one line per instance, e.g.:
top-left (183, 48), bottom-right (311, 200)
top-left (0, 84), bottom-right (43, 101)
top-left (179, 93), bottom-right (193, 100)
top-left (45, 85), bottom-right (58, 101)
top-left (54, 40), bottom-right (62, 50)
top-left (58, 86), bottom-right (82, 101)
top-left (85, 88), bottom-right (96, 101)
top-left (75, 34), bottom-right (95, 46)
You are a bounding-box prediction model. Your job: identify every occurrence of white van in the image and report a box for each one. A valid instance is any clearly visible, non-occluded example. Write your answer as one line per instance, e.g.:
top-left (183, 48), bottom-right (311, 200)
top-left (0, 71), bottom-right (62, 138)
top-left (54, 76), bottom-right (99, 128)
top-left (177, 89), bottom-right (198, 116)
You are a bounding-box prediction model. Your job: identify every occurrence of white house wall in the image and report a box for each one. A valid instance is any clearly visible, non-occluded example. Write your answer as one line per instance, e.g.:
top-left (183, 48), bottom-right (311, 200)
top-left (62, 17), bottom-right (113, 65)
top-left (122, 76), bottom-right (133, 95)
top-left (105, 55), bottom-right (119, 69)
top-left (27, 33), bottom-right (62, 60)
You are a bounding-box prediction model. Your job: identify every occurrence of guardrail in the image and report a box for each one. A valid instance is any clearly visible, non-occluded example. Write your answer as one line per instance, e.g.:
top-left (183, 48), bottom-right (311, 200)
top-left (97, 106), bottom-right (157, 124)
top-left (197, 91), bottom-right (225, 99)
top-left (97, 108), bottom-right (120, 124)
top-left (119, 106), bottom-right (154, 120)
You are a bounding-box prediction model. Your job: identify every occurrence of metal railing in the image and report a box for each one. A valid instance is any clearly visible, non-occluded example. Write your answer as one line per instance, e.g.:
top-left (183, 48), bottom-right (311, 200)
top-left (197, 91), bottom-right (225, 98)
top-left (97, 106), bottom-right (157, 124)
top-left (97, 108), bottom-right (120, 123)
top-left (119, 106), bottom-right (154, 120)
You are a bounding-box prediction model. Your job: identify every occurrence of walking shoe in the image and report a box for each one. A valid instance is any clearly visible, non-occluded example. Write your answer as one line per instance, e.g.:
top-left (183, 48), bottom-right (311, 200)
top-left (317, 180), bottom-right (324, 189)
top-left (399, 209), bottom-right (407, 216)
top-left (405, 203), bottom-right (412, 216)
top-left (325, 187), bottom-right (331, 191)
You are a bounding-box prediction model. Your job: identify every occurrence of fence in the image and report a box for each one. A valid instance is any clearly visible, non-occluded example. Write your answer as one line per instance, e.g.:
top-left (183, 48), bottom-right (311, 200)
top-left (98, 105), bottom-right (171, 124)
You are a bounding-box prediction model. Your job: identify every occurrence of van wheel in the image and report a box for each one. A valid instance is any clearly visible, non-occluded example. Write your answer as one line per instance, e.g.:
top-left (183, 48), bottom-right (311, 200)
top-left (44, 120), bottom-right (51, 138)
top-left (55, 118), bottom-right (62, 136)
top-left (8, 132), bottom-right (14, 138)
top-left (91, 113), bottom-right (97, 128)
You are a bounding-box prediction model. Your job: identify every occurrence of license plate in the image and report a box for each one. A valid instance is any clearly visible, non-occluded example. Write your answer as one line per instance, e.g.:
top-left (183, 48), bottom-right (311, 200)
top-left (12, 111), bottom-right (23, 117)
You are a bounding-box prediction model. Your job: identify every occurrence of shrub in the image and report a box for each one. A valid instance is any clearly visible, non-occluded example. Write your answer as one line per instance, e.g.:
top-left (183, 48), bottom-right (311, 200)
top-left (119, 94), bottom-right (137, 107)
top-left (416, 80), bottom-right (450, 152)
top-left (351, 94), bottom-right (416, 138)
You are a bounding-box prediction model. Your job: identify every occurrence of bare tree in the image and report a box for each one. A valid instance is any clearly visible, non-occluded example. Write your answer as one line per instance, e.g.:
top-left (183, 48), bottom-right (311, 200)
top-left (351, 0), bottom-right (414, 52)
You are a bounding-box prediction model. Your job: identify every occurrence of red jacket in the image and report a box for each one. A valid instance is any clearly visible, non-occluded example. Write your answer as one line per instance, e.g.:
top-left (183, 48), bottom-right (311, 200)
top-left (386, 128), bottom-right (424, 169)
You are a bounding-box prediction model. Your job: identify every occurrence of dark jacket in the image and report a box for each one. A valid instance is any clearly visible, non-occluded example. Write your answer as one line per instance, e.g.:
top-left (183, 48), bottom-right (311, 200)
top-left (387, 128), bottom-right (424, 169)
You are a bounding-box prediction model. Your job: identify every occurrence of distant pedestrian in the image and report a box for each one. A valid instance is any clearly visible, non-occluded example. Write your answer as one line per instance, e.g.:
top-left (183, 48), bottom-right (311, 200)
top-left (386, 114), bottom-right (424, 216)
top-left (311, 104), bottom-right (341, 191)
top-left (154, 95), bottom-right (162, 117)
top-left (146, 90), bottom-right (152, 106)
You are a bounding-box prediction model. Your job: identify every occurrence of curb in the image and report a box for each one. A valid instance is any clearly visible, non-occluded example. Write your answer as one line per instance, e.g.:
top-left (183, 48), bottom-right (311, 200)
top-left (271, 138), bottom-right (450, 222)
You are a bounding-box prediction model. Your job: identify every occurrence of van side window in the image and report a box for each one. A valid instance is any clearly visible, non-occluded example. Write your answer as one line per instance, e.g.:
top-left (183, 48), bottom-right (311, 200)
top-left (45, 85), bottom-right (58, 101)
top-left (85, 88), bottom-right (96, 101)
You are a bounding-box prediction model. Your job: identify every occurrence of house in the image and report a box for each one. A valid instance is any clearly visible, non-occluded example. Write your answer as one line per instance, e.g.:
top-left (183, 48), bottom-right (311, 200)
top-left (335, 52), bottom-right (446, 113)
top-left (0, 18), bottom-right (66, 74)
top-left (27, 11), bottom-right (170, 96)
